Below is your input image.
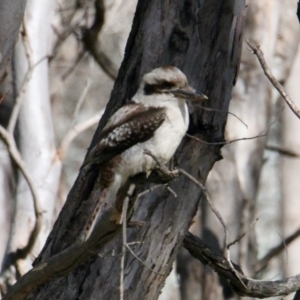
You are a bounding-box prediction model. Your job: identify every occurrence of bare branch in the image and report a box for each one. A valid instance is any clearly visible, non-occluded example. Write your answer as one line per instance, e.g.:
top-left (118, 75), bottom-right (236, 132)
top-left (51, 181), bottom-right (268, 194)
top-left (61, 50), bottom-right (85, 80)
top-left (184, 232), bottom-right (300, 298)
top-left (58, 65), bottom-right (103, 162)
top-left (71, 71), bottom-right (92, 122)
top-left (7, 26), bottom-right (49, 135)
top-left (0, 126), bottom-right (43, 260)
top-left (178, 169), bottom-right (228, 248)
top-left (227, 217), bottom-right (259, 248)
top-left (177, 168), bottom-right (246, 288)
top-left (167, 186), bottom-right (177, 198)
top-left (186, 133), bottom-right (267, 146)
top-left (57, 110), bottom-right (104, 161)
top-left (82, 0), bottom-right (118, 80)
top-left (254, 227), bottom-right (300, 274)
top-left (194, 104), bottom-right (248, 129)
top-left (120, 184), bottom-right (135, 300)
top-left (137, 184), bottom-right (165, 199)
top-left (266, 144), bottom-right (300, 158)
top-left (50, 10), bottom-right (82, 62)
top-left (247, 40), bottom-right (300, 119)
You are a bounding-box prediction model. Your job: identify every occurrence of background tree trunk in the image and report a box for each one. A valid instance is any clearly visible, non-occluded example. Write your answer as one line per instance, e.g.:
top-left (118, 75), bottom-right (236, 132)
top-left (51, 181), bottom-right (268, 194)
top-left (0, 0), bottom-right (27, 270)
top-left (27, 0), bottom-right (245, 299)
top-left (0, 0), bottom-right (61, 288)
top-left (281, 36), bottom-right (300, 300)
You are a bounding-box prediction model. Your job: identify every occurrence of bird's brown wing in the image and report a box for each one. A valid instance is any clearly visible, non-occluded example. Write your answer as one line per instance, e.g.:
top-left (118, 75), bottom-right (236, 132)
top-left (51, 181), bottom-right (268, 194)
top-left (83, 103), bottom-right (166, 166)
top-left (100, 103), bottom-right (145, 137)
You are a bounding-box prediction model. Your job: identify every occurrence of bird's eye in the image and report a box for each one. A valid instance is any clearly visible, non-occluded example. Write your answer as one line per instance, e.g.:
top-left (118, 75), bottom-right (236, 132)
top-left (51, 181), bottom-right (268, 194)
top-left (160, 81), bottom-right (174, 89)
top-left (144, 83), bottom-right (157, 95)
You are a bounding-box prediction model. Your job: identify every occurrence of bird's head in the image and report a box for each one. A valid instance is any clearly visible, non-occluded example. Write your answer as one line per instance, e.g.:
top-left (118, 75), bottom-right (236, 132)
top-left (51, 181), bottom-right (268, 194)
top-left (135, 66), bottom-right (207, 103)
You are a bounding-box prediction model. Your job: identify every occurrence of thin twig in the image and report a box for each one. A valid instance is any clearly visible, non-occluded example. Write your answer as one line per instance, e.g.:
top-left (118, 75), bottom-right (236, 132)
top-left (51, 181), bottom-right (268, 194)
top-left (8, 54), bottom-right (48, 134)
top-left (167, 186), bottom-right (177, 198)
top-left (227, 217), bottom-right (259, 248)
top-left (247, 40), bottom-right (300, 119)
top-left (82, 0), bottom-right (118, 80)
top-left (177, 169), bottom-right (228, 249)
top-left (186, 133), bottom-right (267, 146)
top-left (61, 50), bottom-right (85, 80)
top-left (119, 184), bottom-right (135, 225)
top-left (57, 62), bottom-right (102, 162)
top-left (50, 10), bottom-right (82, 62)
top-left (187, 101), bottom-right (284, 147)
top-left (0, 126), bottom-right (43, 257)
top-left (57, 110), bottom-right (104, 161)
top-left (254, 227), bottom-right (300, 274)
top-left (120, 182), bottom-right (165, 282)
top-left (137, 184), bottom-right (164, 199)
top-left (120, 184), bottom-right (135, 300)
top-left (178, 168), bottom-right (247, 289)
top-left (194, 104), bottom-right (248, 129)
top-left (9, 22), bottom-right (33, 133)
top-left (183, 232), bottom-right (300, 298)
top-left (72, 78), bottom-right (92, 122)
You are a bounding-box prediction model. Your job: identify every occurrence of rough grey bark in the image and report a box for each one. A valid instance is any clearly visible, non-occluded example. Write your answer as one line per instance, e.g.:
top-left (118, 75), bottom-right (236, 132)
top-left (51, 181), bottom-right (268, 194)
top-left (4, 0), bottom-right (245, 299)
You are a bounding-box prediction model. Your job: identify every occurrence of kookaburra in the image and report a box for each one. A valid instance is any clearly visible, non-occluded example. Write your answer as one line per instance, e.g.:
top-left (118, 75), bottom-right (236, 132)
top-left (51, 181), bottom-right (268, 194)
top-left (83, 66), bottom-right (207, 238)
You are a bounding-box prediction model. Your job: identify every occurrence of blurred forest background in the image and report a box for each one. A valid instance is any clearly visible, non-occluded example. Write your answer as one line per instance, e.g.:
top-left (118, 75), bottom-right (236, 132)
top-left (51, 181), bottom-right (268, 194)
top-left (0, 0), bottom-right (300, 299)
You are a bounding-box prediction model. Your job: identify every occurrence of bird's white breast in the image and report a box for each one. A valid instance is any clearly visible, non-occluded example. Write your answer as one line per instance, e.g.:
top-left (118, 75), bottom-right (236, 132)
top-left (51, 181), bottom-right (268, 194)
top-left (114, 99), bottom-right (189, 186)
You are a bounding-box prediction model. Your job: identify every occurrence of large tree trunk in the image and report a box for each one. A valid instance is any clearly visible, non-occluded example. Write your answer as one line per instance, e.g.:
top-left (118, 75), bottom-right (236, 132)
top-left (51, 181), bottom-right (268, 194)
top-left (3, 0), bottom-right (245, 299)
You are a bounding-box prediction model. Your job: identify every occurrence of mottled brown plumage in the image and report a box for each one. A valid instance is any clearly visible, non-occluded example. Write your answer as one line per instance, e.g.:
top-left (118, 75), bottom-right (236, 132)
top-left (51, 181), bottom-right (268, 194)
top-left (83, 105), bottom-right (166, 167)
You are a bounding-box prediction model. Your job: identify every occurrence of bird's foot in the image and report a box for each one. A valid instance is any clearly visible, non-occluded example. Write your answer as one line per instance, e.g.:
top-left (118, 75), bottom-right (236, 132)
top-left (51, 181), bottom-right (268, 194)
top-left (144, 149), bottom-right (179, 183)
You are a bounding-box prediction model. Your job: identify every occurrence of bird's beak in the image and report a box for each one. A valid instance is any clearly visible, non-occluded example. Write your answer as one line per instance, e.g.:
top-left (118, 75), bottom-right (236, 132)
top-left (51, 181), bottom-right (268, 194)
top-left (170, 86), bottom-right (208, 101)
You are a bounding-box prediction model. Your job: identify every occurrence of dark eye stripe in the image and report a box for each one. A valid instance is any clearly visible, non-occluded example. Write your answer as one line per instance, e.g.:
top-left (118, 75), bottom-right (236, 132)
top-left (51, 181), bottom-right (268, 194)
top-left (144, 81), bottom-right (175, 95)
top-left (144, 83), bottom-right (158, 95)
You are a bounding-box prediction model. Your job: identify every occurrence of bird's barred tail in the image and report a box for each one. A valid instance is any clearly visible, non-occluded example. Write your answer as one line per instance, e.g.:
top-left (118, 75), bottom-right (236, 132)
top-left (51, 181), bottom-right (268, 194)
top-left (84, 189), bottom-right (108, 241)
